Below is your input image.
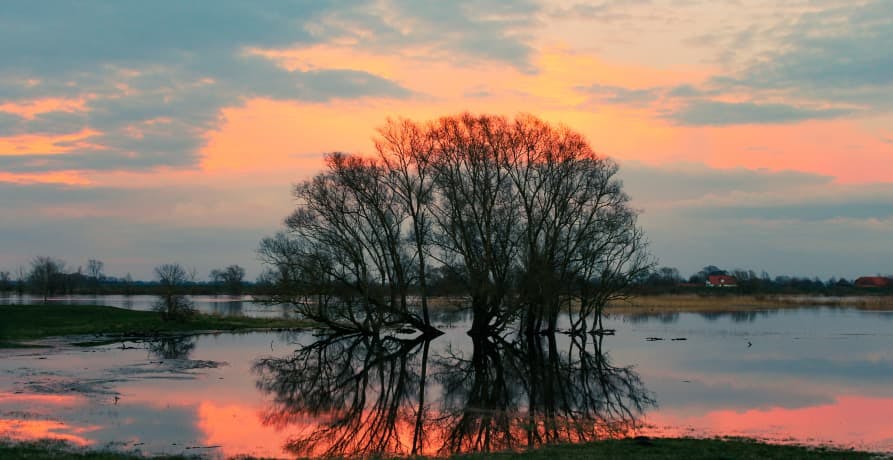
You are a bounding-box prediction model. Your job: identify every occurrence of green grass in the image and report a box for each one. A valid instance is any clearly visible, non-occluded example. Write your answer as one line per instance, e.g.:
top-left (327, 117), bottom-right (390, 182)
top-left (0, 304), bottom-right (311, 347)
top-left (454, 438), bottom-right (880, 459)
top-left (0, 440), bottom-right (194, 459)
top-left (0, 438), bottom-right (881, 460)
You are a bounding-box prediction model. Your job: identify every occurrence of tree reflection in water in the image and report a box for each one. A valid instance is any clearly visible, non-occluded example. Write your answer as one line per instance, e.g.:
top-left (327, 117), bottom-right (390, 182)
top-left (253, 332), bottom-right (653, 458)
top-left (253, 332), bottom-right (431, 457)
top-left (147, 335), bottom-right (197, 360)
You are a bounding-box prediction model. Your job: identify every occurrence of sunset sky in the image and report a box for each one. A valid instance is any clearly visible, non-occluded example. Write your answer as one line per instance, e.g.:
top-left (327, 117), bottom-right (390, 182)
top-left (1, 1), bottom-right (892, 280)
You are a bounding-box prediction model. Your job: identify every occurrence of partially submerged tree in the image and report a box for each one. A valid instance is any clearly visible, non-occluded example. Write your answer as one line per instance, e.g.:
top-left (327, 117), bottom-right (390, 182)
top-left (154, 263), bottom-right (195, 321)
top-left (261, 113), bottom-right (651, 335)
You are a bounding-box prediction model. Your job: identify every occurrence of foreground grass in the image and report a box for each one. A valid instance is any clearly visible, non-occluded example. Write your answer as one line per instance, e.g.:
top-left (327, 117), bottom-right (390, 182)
top-left (606, 294), bottom-right (893, 314)
top-left (456, 438), bottom-right (880, 459)
top-left (0, 438), bottom-right (881, 459)
top-left (0, 440), bottom-right (192, 459)
top-left (0, 304), bottom-right (311, 347)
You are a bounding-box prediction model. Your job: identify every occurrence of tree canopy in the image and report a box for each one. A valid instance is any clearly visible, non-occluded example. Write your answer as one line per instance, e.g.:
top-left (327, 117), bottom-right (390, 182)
top-left (260, 113), bottom-right (651, 334)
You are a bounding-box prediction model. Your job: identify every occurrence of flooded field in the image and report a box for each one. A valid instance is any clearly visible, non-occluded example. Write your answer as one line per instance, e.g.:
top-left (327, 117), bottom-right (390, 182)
top-left (0, 294), bottom-right (291, 318)
top-left (1, 307), bottom-right (892, 458)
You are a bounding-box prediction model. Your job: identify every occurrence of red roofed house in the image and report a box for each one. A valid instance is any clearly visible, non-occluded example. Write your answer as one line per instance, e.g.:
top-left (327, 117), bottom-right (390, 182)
top-left (706, 275), bottom-right (738, 288)
top-left (854, 276), bottom-right (892, 288)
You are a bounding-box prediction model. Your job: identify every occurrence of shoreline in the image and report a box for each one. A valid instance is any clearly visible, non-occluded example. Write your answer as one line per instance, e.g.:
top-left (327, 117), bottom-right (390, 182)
top-left (0, 304), bottom-right (312, 348)
top-left (0, 437), bottom-right (879, 459)
top-left (605, 293), bottom-right (893, 314)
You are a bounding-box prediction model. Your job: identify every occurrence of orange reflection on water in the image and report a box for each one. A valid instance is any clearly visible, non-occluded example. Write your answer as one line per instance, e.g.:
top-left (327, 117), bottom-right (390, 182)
top-left (0, 419), bottom-right (99, 446)
top-left (643, 395), bottom-right (893, 451)
top-left (0, 392), bottom-right (86, 406)
top-left (197, 401), bottom-right (294, 459)
top-left (0, 392), bottom-right (100, 446)
top-left (197, 401), bottom-right (446, 458)
top-left (196, 397), bottom-right (638, 459)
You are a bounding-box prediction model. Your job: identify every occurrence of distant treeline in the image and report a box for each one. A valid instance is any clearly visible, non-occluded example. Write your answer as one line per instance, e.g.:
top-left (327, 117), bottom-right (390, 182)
top-left (2, 258), bottom-right (890, 300)
top-left (0, 257), bottom-right (253, 298)
top-left (631, 265), bottom-right (893, 295)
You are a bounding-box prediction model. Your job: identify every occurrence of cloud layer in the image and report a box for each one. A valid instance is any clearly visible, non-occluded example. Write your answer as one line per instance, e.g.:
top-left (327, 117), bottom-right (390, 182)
top-left (2, 1), bottom-right (892, 279)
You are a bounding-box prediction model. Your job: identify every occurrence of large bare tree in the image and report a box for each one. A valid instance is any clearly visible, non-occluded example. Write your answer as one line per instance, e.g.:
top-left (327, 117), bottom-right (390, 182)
top-left (261, 113), bottom-right (651, 335)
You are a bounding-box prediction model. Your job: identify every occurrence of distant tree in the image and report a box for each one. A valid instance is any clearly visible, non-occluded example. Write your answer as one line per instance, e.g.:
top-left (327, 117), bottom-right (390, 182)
top-left (210, 264), bottom-right (246, 295)
top-left (123, 273), bottom-right (134, 296)
top-left (153, 263), bottom-right (195, 321)
top-left (210, 269), bottom-right (222, 292)
top-left (643, 266), bottom-right (681, 286)
top-left (695, 265), bottom-right (727, 281)
top-left (28, 256), bottom-right (66, 302)
top-left (254, 268), bottom-right (277, 286)
top-left (0, 270), bottom-right (11, 292)
top-left (86, 259), bottom-right (104, 293)
top-left (14, 265), bottom-right (27, 295)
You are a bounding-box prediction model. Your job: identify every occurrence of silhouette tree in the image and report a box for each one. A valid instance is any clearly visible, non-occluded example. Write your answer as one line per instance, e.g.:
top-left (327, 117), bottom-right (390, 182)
top-left (28, 256), bottom-right (66, 302)
top-left (260, 154), bottom-right (435, 335)
top-left (14, 265), bottom-right (27, 295)
top-left (122, 272), bottom-right (134, 296)
top-left (153, 263), bottom-right (195, 321)
top-left (86, 259), bottom-right (104, 294)
top-left (210, 264), bottom-right (246, 295)
top-left (0, 271), bottom-right (10, 292)
top-left (260, 113), bottom-right (651, 336)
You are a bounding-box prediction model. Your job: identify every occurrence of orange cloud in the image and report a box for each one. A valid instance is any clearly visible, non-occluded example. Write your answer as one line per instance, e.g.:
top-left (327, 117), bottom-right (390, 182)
top-left (0, 170), bottom-right (91, 185)
top-left (0, 97), bottom-right (87, 119)
top-left (0, 128), bottom-right (101, 156)
top-left (649, 121), bottom-right (893, 184)
top-left (200, 45), bottom-right (711, 179)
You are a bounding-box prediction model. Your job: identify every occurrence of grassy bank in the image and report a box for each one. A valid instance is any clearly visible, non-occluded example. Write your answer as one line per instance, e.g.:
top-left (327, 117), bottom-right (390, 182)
top-left (606, 294), bottom-right (893, 314)
top-left (460, 437), bottom-right (879, 459)
top-left (0, 438), bottom-right (880, 459)
top-left (0, 304), bottom-right (311, 348)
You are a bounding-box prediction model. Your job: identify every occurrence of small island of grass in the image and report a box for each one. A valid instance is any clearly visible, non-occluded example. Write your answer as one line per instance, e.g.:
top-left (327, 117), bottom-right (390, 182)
top-left (0, 304), bottom-right (312, 348)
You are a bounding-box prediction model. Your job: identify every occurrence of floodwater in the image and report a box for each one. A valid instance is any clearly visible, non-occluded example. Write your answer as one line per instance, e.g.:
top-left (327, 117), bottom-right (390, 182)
top-left (1, 307), bottom-right (892, 458)
top-left (0, 294), bottom-right (292, 318)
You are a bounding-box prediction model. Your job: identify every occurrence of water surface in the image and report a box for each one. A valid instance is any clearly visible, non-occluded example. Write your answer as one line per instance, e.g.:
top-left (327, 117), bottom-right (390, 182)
top-left (1, 307), bottom-right (891, 457)
top-left (1, 294), bottom-right (289, 318)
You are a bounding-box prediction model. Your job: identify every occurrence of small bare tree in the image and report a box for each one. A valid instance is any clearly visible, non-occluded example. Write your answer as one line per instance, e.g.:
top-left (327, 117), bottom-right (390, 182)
top-left (86, 259), bottom-right (104, 294)
top-left (0, 271), bottom-right (11, 292)
top-left (123, 273), bottom-right (134, 296)
top-left (154, 263), bottom-right (195, 321)
top-left (14, 265), bottom-right (27, 295)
